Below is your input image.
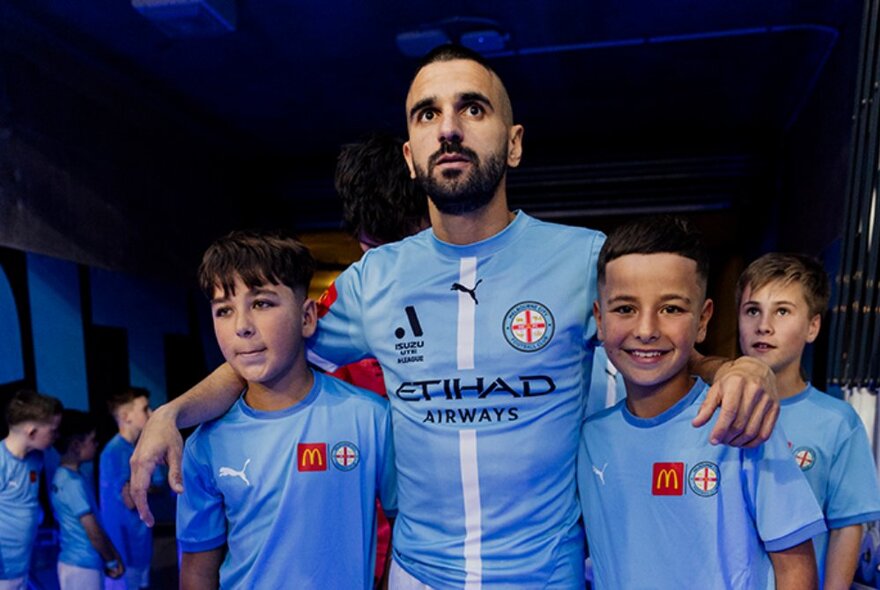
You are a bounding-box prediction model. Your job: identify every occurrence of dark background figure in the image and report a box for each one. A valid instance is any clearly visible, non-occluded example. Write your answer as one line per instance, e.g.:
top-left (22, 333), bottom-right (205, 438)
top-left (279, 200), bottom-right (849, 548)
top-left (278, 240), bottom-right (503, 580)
top-left (329, 132), bottom-right (427, 586)
top-left (336, 133), bottom-right (429, 251)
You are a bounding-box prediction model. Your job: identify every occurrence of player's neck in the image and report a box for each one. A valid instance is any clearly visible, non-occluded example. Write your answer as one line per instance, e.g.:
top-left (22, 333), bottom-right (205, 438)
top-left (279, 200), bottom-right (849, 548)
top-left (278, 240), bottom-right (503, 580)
top-left (60, 454), bottom-right (81, 471)
top-left (244, 363), bottom-right (315, 412)
top-left (624, 372), bottom-right (695, 419)
top-left (774, 361), bottom-right (807, 400)
top-left (2, 434), bottom-right (30, 459)
top-left (118, 425), bottom-right (141, 445)
top-left (429, 189), bottom-right (515, 245)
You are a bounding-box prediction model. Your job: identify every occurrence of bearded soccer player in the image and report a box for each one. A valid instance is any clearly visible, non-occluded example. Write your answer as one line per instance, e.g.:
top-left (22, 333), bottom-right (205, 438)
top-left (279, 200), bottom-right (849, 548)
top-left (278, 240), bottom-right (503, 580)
top-left (131, 45), bottom-right (780, 588)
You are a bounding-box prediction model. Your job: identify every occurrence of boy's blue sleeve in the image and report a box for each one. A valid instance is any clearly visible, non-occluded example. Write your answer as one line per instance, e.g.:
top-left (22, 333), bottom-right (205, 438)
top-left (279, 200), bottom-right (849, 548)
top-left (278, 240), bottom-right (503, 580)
top-left (54, 472), bottom-right (92, 518)
top-left (307, 258), bottom-right (371, 371)
top-left (743, 427), bottom-right (827, 552)
top-left (824, 410), bottom-right (880, 528)
top-left (176, 436), bottom-right (226, 553)
top-left (377, 401), bottom-right (397, 517)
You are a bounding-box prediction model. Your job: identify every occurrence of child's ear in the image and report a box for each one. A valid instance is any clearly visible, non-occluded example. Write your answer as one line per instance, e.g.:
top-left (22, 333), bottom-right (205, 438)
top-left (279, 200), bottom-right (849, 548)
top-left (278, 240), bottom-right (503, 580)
top-left (695, 298), bottom-right (714, 343)
top-left (806, 314), bottom-right (821, 343)
top-left (301, 298), bottom-right (318, 339)
top-left (593, 300), bottom-right (605, 341)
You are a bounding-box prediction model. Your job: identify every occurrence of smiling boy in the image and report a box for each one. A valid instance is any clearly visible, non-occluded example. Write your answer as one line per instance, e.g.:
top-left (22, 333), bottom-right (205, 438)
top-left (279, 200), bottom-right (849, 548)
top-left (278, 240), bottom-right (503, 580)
top-left (176, 230), bottom-right (396, 589)
top-left (737, 253), bottom-right (880, 588)
top-left (577, 216), bottom-right (825, 589)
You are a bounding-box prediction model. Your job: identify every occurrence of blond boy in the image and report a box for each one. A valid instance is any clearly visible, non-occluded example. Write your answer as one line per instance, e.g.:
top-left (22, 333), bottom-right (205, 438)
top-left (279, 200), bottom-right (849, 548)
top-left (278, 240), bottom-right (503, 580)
top-left (737, 253), bottom-right (880, 588)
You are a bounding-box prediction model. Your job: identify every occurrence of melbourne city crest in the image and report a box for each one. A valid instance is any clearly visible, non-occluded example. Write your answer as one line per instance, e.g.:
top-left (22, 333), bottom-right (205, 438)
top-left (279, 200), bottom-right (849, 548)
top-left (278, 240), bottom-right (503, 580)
top-left (503, 301), bottom-right (555, 352)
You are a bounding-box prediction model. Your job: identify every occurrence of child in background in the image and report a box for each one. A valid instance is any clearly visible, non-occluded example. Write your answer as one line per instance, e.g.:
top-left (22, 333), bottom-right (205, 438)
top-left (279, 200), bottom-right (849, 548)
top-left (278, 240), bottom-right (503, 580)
top-left (177, 230), bottom-right (396, 588)
top-left (0, 390), bottom-right (62, 590)
top-left (99, 388), bottom-right (152, 590)
top-left (737, 253), bottom-right (880, 587)
top-left (578, 216), bottom-right (825, 589)
top-left (51, 409), bottom-right (125, 589)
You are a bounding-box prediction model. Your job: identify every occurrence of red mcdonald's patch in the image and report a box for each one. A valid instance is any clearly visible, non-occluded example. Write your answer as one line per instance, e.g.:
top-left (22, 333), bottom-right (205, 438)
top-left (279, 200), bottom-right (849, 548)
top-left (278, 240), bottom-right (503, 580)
top-left (652, 462), bottom-right (684, 496)
top-left (297, 443), bottom-right (327, 472)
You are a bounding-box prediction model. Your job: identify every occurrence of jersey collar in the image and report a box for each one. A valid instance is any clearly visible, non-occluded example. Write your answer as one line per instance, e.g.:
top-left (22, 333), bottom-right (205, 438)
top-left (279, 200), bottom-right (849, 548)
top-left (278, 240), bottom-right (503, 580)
top-left (429, 210), bottom-right (530, 259)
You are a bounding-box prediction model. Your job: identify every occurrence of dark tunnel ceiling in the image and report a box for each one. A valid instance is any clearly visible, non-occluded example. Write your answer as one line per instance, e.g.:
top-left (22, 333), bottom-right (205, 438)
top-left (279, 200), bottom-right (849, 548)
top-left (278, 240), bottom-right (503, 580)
top-left (2, 0), bottom-right (855, 159)
top-left (0, 0), bottom-right (863, 279)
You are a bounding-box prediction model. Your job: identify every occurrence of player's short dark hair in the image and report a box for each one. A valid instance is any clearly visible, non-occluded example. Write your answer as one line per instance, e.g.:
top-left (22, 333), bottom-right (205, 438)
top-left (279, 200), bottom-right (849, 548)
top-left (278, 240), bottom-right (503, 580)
top-left (598, 215), bottom-right (710, 293)
top-left (415, 44), bottom-right (496, 77)
top-left (5, 390), bottom-right (62, 427)
top-left (336, 133), bottom-right (427, 246)
top-left (736, 253), bottom-right (830, 317)
top-left (198, 230), bottom-right (315, 299)
top-left (54, 409), bottom-right (96, 454)
top-left (106, 386), bottom-right (150, 419)
top-left (409, 44), bottom-right (514, 125)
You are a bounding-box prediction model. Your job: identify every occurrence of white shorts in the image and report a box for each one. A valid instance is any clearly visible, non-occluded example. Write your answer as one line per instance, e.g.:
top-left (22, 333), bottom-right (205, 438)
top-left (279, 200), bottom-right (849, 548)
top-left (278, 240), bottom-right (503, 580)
top-left (389, 559), bottom-right (436, 590)
top-left (104, 565), bottom-right (148, 590)
top-left (58, 562), bottom-right (103, 590)
top-left (0, 577), bottom-right (26, 590)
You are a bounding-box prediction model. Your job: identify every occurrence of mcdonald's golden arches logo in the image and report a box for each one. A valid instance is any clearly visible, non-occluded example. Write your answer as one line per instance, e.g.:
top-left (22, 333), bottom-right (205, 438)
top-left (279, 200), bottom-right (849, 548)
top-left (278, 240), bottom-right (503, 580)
top-left (652, 462), bottom-right (684, 496)
top-left (297, 443), bottom-right (327, 472)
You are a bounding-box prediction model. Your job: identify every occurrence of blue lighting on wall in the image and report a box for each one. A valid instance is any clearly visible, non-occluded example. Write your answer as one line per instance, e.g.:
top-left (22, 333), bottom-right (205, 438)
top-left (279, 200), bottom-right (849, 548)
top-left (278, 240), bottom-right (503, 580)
top-left (0, 265), bottom-right (25, 385)
top-left (26, 254), bottom-right (89, 409)
top-left (90, 268), bottom-right (188, 405)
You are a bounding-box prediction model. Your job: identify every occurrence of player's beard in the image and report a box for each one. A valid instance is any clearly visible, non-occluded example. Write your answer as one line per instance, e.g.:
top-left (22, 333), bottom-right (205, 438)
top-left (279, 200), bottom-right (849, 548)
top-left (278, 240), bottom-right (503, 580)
top-left (414, 140), bottom-right (507, 215)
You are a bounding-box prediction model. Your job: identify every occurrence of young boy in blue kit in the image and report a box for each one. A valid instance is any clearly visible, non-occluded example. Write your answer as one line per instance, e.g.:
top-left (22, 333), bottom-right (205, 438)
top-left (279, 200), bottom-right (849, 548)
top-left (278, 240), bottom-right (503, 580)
top-left (737, 253), bottom-right (880, 588)
top-left (51, 410), bottom-right (125, 589)
top-left (577, 216), bottom-right (825, 589)
top-left (99, 387), bottom-right (153, 590)
top-left (177, 230), bottom-right (396, 589)
top-left (0, 390), bottom-right (62, 590)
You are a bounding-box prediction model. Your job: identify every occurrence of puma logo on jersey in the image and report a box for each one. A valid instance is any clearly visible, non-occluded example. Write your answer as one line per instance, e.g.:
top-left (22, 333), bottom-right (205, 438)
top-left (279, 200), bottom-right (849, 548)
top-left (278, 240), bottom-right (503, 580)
top-left (219, 458), bottom-right (251, 486)
top-left (6, 480), bottom-right (18, 489)
top-left (592, 463), bottom-right (608, 485)
top-left (451, 279), bottom-right (483, 304)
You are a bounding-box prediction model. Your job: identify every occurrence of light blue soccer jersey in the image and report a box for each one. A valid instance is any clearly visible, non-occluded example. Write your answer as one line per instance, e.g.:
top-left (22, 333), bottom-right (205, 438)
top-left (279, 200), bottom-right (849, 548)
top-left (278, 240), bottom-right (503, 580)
top-left (0, 440), bottom-right (43, 580)
top-left (51, 466), bottom-right (102, 570)
top-left (779, 384), bottom-right (880, 583)
top-left (309, 212), bottom-right (604, 588)
top-left (578, 379), bottom-right (826, 589)
top-left (99, 433), bottom-right (151, 570)
top-left (177, 371), bottom-right (395, 589)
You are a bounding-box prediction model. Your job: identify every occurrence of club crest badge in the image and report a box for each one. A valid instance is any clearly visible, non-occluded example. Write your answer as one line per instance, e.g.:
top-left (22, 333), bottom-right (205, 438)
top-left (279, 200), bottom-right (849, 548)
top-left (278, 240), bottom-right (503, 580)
top-left (331, 442), bottom-right (360, 471)
top-left (688, 462), bottom-right (720, 497)
top-left (502, 301), bottom-right (555, 352)
top-left (793, 446), bottom-right (816, 471)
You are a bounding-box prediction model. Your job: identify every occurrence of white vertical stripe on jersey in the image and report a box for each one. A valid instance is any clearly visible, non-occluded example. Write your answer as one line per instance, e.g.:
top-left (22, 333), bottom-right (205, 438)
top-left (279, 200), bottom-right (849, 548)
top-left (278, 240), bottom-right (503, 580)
top-left (459, 429), bottom-right (482, 589)
top-left (457, 257), bottom-right (481, 587)
top-left (605, 359), bottom-right (619, 409)
top-left (457, 257), bottom-right (477, 371)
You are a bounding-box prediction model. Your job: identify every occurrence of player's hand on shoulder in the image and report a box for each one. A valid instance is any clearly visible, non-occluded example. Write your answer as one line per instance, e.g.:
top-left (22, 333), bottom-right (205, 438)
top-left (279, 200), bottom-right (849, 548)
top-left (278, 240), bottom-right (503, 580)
top-left (693, 356), bottom-right (779, 448)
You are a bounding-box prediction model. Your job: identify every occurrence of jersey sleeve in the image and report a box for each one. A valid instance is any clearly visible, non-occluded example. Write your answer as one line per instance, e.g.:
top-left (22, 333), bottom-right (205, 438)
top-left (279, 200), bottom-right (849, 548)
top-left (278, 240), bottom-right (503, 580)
top-left (824, 410), bottom-right (880, 528)
top-left (583, 231), bottom-right (605, 349)
top-left (376, 401), bottom-right (397, 517)
top-left (742, 428), bottom-right (827, 552)
top-left (581, 231), bottom-right (606, 420)
top-left (307, 261), bottom-right (370, 372)
top-left (55, 472), bottom-right (92, 518)
top-left (176, 436), bottom-right (227, 553)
